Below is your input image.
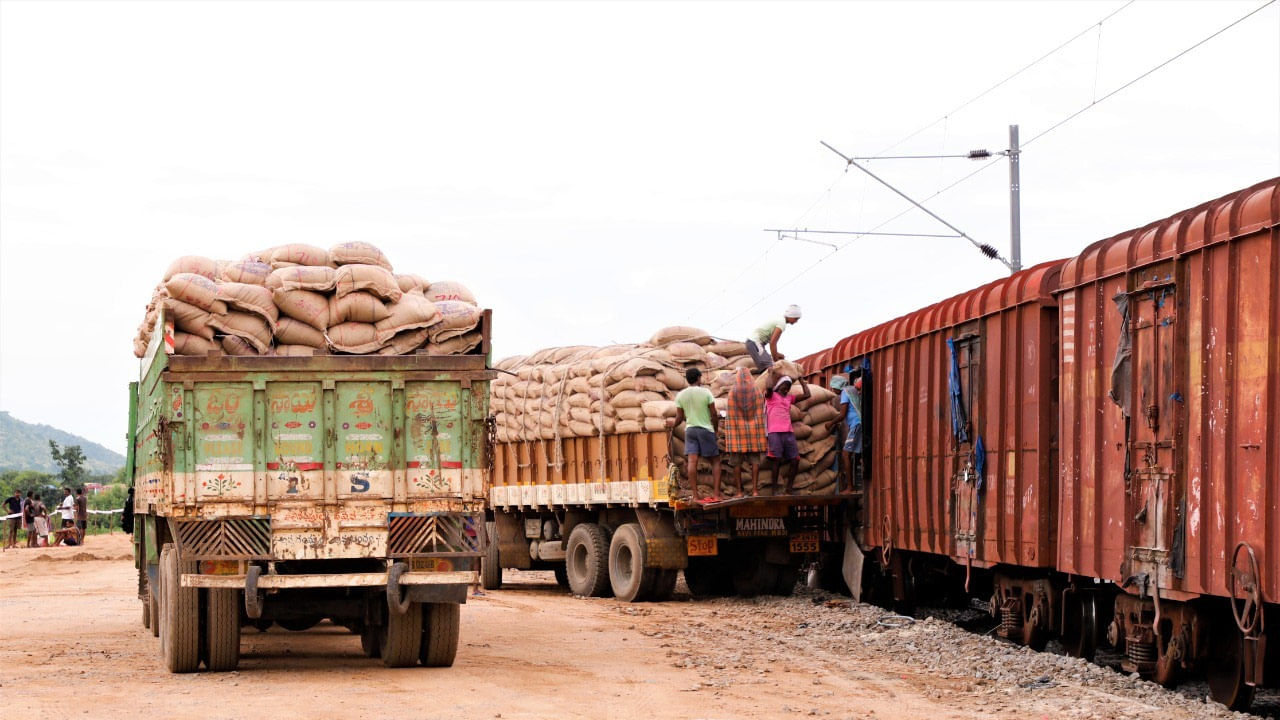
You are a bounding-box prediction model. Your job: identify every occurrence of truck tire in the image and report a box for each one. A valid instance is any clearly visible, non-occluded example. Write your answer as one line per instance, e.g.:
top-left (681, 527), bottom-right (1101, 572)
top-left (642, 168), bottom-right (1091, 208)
top-left (360, 623), bottom-right (382, 658)
top-left (205, 589), bottom-right (241, 671)
top-left (566, 523), bottom-right (612, 597)
top-left (609, 523), bottom-right (655, 602)
top-left (649, 569), bottom-right (679, 602)
top-left (380, 601), bottom-right (422, 668)
top-left (420, 602), bottom-right (461, 667)
top-left (730, 552), bottom-right (777, 598)
top-left (148, 579), bottom-right (160, 637)
top-left (481, 521), bottom-right (502, 590)
top-left (771, 564), bottom-right (800, 596)
top-left (159, 545), bottom-right (200, 673)
top-left (553, 565), bottom-right (569, 589)
top-left (684, 557), bottom-right (730, 599)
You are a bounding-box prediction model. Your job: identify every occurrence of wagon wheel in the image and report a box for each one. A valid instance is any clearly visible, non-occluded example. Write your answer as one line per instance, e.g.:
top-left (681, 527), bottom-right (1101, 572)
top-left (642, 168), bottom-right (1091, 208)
top-left (1060, 590), bottom-right (1099, 661)
top-left (1229, 542), bottom-right (1263, 638)
top-left (1207, 613), bottom-right (1256, 712)
top-left (1021, 597), bottom-right (1049, 651)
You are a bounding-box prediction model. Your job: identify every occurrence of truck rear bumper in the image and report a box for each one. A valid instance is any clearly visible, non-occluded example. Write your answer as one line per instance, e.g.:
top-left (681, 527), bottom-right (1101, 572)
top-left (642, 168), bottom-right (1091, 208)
top-left (182, 570), bottom-right (477, 589)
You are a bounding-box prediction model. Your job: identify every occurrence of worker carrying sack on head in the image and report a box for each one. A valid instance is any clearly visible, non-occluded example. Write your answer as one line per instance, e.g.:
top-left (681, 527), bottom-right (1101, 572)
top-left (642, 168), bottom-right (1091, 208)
top-left (745, 304), bottom-right (801, 372)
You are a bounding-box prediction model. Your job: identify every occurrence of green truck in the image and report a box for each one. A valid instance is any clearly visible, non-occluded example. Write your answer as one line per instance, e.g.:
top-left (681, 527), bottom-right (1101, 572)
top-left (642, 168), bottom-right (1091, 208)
top-left (128, 310), bottom-right (493, 671)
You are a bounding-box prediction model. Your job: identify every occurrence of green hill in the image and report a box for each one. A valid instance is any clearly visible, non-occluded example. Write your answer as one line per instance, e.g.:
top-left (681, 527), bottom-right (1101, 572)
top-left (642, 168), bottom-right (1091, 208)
top-left (0, 411), bottom-right (124, 474)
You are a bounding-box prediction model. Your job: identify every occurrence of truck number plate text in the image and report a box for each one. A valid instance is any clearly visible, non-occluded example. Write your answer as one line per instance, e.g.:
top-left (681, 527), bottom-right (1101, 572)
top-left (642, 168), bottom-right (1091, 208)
top-left (789, 532), bottom-right (820, 554)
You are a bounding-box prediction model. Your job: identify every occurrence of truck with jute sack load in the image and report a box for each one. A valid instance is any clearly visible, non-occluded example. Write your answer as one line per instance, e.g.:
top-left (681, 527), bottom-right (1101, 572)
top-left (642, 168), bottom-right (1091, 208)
top-left (484, 326), bottom-right (853, 601)
top-left (127, 242), bottom-right (493, 671)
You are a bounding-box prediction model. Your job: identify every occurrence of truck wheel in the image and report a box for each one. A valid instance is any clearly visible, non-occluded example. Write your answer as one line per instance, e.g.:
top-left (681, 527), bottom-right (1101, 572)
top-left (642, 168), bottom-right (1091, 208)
top-left (205, 589), bottom-right (241, 671)
top-left (771, 564), bottom-right (800, 596)
top-left (420, 602), bottom-right (461, 667)
top-left (159, 545), bottom-right (200, 673)
top-left (360, 623), bottom-right (382, 658)
top-left (380, 601), bottom-right (422, 668)
top-left (731, 552), bottom-right (777, 598)
top-left (553, 565), bottom-right (569, 589)
top-left (684, 557), bottom-right (730, 599)
top-left (481, 521), bottom-right (503, 590)
top-left (148, 579), bottom-right (160, 637)
top-left (609, 523), bottom-right (655, 602)
top-left (566, 523), bottom-right (612, 597)
top-left (650, 569), bottom-right (679, 602)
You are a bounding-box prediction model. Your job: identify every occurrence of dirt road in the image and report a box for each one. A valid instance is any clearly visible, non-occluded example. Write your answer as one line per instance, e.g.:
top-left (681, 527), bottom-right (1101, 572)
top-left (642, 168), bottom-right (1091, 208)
top-left (0, 534), bottom-right (1254, 719)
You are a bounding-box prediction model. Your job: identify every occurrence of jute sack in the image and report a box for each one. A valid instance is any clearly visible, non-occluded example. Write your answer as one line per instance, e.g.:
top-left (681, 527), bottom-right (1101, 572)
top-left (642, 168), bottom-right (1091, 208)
top-left (330, 241), bottom-right (392, 270)
top-left (221, 335), bottom-right (259, 356)
top-left (615, 420), bottom-right (643, 434)
top-left (329, 292), bottom-right (390, 325)
top-left (426, 331), bottom-right (482, 355)
top-left (612, 390), bottom-right (665, 408)
top-left (164, 298), bottom-right (215, 340)
top-left (569, 420), bottom-right (595, 437)
top-left (275, 344), bottom-right (318, 357)
top-left (798, 386), bottom-right (837, 410)
top-left (173, 332), bottom-right (216, 356)
top-left (730, 355), bottom-right (757, 370)
top-left (642, 400), bottom-right (677, 419)
top-left (209, 311), bottom-right (273, 354)
top-left (666, 342), bottom-right (706, 363)
top-left (326, 321), bottom-right (385, 354)
top-left (649, 325), bottom-right (710, 346)
top-left (275, 317), bottom-right (327, 348)
top-left (706, 340), bottom-right (748, 357)
top-left (164, 256), bottom-right (219, 281)
top-left (273, 289), bottom-right (330, 331)
top-left (643, 417), bottom-right (669, 432)
top-left (494, 355), bottom-right (526, 371)
top-left (269, 244), bottom-right (331, 268)
top-left (803, 403), bottom-right (841, 426)
top-left (424, 280), bottom-right (477, 306)
top-left (133, 336), bottom-right (148, 358)
top-left (606, 376), bottom-right (667, 395)
top-left (378, 328), bottom-right (430, 355)
top-left (568, 376), bottom-right (592, 394)
top-left (615, 407), bottom-right (644, 422)
top-left (165, 274), bottom-right (227, 314)
top-left (376, 294), bottom-right (442, 338)
top-left (267, 266), bottom-right (337, 292)
top-left (429, 301), bottom-right (482, 341)
top-left (566, 393), bottom-right (597, 409)
top-left (705, 353), bottom-right (729, 370)
top-left (396, 273), bottom-right (429, 294)
top-left (793, 424), bottom-right (813, 441)
top-left (568, 407), bottom-right (593, 423)
top-left (222, 260), bottom-right (273, 286)
top-left (218, 282), bottom-right (279, 327)
top-left (604, 357), bottom-right (662, 384)
top-left (334, 264), bottom-right (402, 302)
top-left (657, 368), bottom-right (688, 391)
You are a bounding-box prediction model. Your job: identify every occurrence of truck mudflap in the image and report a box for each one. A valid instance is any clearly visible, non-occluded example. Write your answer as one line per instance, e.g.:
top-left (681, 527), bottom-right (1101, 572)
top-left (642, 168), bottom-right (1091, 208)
top-left (181, 570), bottom-right (477, 589)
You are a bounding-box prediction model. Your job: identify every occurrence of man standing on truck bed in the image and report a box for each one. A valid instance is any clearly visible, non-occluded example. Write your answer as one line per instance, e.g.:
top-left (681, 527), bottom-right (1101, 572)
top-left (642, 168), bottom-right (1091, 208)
top-left (668, 367), bottom-right (723, 501)
top-left (746, 305), bottom-right (801, 372)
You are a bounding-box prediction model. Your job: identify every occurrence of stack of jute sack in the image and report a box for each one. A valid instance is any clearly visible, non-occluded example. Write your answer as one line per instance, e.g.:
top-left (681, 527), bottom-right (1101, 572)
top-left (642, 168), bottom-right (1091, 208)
top-left (490, 325), bottom-right (841, 496)
top-left (131, 243), bottom-right (484, 358)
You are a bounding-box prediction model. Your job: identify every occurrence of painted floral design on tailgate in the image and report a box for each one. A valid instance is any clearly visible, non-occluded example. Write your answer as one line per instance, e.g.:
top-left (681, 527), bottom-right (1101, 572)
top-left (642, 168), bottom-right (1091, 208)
top-left (202, 473), bottom-right (242, 496)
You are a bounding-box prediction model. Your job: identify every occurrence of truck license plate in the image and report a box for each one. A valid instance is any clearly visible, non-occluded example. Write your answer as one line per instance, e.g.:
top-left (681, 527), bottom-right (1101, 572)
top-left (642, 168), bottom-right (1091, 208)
top-left (687, 535), bottom-right (718, 556)
top-left (789, 532), bottom-right (820, 554)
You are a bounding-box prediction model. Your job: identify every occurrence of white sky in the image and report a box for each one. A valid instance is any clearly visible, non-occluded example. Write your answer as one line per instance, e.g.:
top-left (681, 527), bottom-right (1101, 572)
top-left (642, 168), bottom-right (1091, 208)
top-left (2, 1), bottom-right (1278, 455)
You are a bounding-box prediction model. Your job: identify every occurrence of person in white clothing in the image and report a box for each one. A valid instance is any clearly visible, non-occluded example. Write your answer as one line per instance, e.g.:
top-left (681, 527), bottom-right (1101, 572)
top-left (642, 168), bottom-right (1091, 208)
top-left (58, 488), bottom-right (75, 529)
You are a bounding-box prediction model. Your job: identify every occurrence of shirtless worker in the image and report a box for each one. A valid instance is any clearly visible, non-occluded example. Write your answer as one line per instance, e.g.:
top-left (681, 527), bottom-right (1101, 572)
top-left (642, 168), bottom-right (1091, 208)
top-left (745, 305), bottom-right (802, 372)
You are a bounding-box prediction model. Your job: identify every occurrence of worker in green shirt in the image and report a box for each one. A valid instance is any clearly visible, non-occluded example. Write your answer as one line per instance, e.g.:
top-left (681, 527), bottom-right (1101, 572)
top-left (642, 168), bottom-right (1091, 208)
top-left (666, 367), bottom-right (723, 501)
top-left (745, 305), bottom-right (802, 372)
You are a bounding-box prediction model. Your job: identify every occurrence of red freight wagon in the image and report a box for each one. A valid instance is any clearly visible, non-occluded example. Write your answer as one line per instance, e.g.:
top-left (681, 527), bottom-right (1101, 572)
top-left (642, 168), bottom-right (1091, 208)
top-left (807, 262), bottom-right (1064, 638)
top-left (1056, 178), bottom-right (1280, 707)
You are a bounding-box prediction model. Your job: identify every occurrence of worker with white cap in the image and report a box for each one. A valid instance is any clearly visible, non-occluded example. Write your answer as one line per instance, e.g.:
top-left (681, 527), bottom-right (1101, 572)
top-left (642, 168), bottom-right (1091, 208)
top-left (745, 305), bottom-right (801, 372)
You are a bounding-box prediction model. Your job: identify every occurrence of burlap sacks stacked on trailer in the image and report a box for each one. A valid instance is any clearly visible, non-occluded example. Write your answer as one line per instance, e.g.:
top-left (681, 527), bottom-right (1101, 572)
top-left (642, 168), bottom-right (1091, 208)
top-left (490, 330), bottom-right (839, 498)
top-left (132, 243), bottom-right (484, 358)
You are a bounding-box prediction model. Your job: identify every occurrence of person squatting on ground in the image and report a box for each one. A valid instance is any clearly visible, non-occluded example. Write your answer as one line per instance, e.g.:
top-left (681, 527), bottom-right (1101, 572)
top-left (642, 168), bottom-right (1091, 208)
top-left (4, 490), bottom-right (21, 549)
top-left (763, 374), bottom-right (810, 495)
top-left (745, 305), bottom-right (801, 372)
top-left (723, 367), bottom-right (767, 496)
top-left (668, 367), bottom-right (723, 501)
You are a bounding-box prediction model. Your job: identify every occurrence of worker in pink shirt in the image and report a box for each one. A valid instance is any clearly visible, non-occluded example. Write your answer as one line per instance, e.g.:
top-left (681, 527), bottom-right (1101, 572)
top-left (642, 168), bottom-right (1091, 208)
top-left (762, 375), bottom-right (810, 495)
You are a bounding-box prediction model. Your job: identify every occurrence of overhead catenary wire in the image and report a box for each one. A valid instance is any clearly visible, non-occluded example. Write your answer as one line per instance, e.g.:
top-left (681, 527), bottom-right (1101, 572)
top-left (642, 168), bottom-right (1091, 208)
top-left (691, 1), bottom-right (1140, 324)
top-left (714, 0), bottom-right (1275, 333)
